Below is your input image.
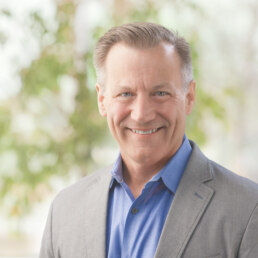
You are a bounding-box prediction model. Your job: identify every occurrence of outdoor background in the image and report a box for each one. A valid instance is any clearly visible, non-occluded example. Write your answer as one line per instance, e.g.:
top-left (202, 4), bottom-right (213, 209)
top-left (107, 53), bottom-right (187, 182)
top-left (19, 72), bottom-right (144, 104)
top-left (0, 0), bottom-right (258, 257)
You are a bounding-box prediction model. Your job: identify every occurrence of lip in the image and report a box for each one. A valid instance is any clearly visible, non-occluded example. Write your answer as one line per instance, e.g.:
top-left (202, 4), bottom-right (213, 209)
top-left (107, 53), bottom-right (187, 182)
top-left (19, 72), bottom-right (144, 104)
top-left (129, 127), bottom-right (162, 135)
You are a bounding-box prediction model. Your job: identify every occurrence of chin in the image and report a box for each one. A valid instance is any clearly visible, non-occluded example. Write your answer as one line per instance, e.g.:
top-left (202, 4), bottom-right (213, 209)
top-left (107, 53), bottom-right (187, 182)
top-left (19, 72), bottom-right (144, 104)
top-left (131, 150), bottom-right (158, 163)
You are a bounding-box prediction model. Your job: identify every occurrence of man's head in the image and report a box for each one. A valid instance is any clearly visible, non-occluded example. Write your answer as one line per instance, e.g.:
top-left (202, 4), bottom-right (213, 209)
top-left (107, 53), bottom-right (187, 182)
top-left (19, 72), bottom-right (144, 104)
top-left (94, 22), bottom-right (195, 170)
top-left (94, 22), bottom-right (193, 91)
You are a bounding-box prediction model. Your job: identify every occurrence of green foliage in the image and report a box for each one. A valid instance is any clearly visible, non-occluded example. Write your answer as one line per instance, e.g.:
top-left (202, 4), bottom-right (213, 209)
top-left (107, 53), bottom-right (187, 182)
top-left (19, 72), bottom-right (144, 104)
top-left (0, 9), bottom-right (11, 17)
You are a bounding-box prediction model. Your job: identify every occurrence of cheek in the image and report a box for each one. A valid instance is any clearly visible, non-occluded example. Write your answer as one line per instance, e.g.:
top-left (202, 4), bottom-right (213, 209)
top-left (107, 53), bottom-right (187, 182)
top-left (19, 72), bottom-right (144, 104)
top-left (162, 103), bottom-right (186, 122)
top-left (106, 104), bottom-right (126, 129)
top-left (160, 103), bottom-right (178, 118)
top-left (111, 103), bottom-right (130, 120)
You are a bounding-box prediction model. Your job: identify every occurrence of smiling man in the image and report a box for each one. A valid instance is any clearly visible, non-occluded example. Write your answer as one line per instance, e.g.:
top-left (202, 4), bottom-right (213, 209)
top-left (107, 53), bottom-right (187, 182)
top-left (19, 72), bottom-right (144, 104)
top-left (40, 23), bottom-right (258, 258)
top-left (97, 40), bottom-right (195, 199)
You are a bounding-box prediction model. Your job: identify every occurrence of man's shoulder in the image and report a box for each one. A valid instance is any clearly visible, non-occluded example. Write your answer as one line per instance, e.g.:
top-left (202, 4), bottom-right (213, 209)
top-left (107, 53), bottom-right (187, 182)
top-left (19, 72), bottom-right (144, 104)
top-left (209, 159), bottom-right (258, 198)
top-left (189, 140), bottom-right (258, 201)
top-left (53, 165), bottom-right (113, 206)
top-left (209, 157), bottom-right (258, 187)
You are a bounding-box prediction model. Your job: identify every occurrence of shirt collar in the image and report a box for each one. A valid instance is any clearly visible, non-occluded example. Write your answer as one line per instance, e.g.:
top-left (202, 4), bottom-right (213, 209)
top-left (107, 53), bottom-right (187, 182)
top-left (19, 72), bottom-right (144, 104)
top-left (110, 135), bottom-right (192, 194)
top-left (109, 154), bottom-right (123, 189)
top-left (150, 135), bottom-right (192, 193)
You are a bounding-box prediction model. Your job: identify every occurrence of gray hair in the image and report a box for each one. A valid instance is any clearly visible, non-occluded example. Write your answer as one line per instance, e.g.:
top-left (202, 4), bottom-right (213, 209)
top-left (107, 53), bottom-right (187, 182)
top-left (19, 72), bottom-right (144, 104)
top-left (94, 22), bottom-right (193, 89)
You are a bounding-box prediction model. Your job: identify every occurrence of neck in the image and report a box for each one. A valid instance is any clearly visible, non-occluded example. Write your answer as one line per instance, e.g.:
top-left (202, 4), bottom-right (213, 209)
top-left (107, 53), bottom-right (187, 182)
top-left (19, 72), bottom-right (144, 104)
top-left (122, 159), bottom-right (166, 199)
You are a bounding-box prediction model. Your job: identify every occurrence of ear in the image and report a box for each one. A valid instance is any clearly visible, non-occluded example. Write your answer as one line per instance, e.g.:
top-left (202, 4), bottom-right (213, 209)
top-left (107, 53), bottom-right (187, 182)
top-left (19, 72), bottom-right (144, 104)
top-left (185, 80), bottom-right (196, 115)
top-left (96, 84), bottom-right (107, 117)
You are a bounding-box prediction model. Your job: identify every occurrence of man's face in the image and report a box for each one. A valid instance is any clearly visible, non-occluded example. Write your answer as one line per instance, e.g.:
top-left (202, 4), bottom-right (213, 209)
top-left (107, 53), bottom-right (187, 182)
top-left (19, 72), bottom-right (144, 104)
top-left (96, 42), bottom-right (195, 170)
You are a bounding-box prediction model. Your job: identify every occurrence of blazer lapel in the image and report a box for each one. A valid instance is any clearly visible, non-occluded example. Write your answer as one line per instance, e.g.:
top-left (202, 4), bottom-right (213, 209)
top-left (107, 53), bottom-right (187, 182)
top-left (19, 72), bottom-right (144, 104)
top-left (155, 142), bottom-right (214, 258)
top-left (84, 167), bottom-right (112, 258)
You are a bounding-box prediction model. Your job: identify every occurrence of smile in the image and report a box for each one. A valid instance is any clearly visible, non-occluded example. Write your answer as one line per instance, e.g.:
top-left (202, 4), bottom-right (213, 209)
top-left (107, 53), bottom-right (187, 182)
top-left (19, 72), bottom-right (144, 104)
top-left (131, 128), bottom-right (159, 135)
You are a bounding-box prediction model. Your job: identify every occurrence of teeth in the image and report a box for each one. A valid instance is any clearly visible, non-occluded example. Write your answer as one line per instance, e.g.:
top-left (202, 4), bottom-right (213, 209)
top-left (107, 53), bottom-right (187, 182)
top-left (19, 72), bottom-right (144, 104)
top-left (132, 128), bottom-right (158, 135)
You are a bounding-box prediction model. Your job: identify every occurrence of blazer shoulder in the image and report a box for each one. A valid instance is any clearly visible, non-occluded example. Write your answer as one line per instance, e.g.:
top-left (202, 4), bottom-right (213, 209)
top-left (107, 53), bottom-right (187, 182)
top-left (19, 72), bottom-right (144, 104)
top-left (53, 165), bottom-right (113, 205)
top-left (208, 159), bottom-right (258, 202)
top-left (189, 141), bottom-right (258, 204)
top-left (190, 141), bottom-right (258, 198)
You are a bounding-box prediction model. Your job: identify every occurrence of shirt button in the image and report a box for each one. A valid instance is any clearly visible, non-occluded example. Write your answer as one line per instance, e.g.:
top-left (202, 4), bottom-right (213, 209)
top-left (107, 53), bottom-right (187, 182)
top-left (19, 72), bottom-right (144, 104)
top-left (131, 207), bottom-right (138, 214)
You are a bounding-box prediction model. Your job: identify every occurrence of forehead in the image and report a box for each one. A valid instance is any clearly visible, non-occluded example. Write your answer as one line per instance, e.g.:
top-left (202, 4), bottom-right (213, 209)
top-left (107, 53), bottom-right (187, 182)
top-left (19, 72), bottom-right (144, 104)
top-left (104, 42), bottom-right (182, 89)
top-left (105, 41), bottom-right (178, 65)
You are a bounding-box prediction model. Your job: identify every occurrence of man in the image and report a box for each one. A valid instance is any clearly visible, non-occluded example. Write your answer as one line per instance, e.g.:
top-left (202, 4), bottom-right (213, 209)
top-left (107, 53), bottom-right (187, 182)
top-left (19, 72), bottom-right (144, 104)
top-left (40, 22), bottom-right (258, 258)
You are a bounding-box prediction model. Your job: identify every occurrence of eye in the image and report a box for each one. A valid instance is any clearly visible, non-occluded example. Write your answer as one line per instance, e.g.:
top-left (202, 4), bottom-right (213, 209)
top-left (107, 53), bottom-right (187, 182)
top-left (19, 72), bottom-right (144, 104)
top-left (155, 91), bottom-right (169, 96)
top-left (120, 92), bottom-right (132, 97)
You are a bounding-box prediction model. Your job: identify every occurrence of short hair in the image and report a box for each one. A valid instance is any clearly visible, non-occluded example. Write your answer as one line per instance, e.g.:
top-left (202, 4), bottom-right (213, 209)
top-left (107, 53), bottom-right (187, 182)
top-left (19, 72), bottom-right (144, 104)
top-left (94, 22), bottom-right (193, 89)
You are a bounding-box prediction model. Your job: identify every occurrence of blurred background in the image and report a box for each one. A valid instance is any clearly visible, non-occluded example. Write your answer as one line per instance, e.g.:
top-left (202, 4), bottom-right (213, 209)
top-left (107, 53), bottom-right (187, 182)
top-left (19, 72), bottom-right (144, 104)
top-left (0, 0), bottom-right (258, 256)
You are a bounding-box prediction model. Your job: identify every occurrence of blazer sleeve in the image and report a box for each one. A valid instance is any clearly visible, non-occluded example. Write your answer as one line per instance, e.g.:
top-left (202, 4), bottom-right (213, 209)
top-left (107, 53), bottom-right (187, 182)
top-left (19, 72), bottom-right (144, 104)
top-left (238, 203), bottom-right (258, 257)
top-left (39, 202), bottom-right (55, 258)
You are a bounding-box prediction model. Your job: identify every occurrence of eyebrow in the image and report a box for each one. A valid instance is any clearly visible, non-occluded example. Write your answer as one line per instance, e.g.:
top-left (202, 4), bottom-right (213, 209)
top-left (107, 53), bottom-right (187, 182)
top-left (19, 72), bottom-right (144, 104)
top-left (111, 82), bottom-right (175, 95)
top-left (152, 83), bottom-right (180, 96)
top-left (152, 83), bottom-right (173, 90)
top-left (112, 86), bottom-right (132, 95)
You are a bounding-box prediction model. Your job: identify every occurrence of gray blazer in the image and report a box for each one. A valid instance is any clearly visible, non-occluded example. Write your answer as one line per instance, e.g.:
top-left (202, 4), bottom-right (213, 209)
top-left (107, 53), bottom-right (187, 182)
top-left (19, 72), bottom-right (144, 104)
top-left (40, 141), bottom-right (258, 258)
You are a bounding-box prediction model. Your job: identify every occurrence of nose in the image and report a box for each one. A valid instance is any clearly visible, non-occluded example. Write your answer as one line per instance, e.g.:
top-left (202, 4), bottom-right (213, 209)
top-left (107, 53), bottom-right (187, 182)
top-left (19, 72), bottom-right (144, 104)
top-left (131, 95), bottom-right (156, 123)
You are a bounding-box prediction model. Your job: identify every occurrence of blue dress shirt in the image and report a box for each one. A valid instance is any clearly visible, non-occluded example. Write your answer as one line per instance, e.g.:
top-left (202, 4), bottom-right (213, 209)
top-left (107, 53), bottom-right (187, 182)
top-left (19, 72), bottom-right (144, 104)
top-left (106, 136), bottom-right (192, 258)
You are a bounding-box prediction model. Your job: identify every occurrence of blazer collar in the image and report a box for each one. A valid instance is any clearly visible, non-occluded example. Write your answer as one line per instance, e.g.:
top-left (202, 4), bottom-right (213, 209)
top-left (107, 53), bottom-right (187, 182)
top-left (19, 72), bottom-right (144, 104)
top-left (155, 141), bottom-right (214, 258)
top-left (84, 166), bottom-right (112, 258)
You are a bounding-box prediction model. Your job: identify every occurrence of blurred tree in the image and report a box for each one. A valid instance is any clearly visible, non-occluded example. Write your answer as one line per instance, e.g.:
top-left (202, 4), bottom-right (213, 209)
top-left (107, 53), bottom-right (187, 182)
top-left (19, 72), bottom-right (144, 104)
top-left (0, 0), bottom-right (233, 228)
top-left (0, 0), bottom-right (108, 223)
